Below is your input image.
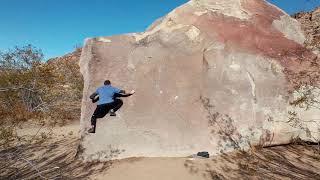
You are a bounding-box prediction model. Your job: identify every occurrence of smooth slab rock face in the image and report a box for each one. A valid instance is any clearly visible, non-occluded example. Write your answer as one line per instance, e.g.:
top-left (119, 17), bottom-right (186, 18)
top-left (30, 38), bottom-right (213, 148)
top-left (79, 0), bottom-right (320, 160)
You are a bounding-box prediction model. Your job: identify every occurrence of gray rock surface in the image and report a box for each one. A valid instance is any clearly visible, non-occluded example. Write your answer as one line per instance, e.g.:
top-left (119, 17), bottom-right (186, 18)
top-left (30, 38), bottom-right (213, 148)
top-left (79, 0), bottom-right (320, 160)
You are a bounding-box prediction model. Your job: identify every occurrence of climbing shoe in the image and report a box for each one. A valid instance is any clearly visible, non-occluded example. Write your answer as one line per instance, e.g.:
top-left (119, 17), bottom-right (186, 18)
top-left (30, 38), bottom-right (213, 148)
top-left (110, 109), bottom-right (116, 116)
top-left (88, 127), bottom-right (95, 133)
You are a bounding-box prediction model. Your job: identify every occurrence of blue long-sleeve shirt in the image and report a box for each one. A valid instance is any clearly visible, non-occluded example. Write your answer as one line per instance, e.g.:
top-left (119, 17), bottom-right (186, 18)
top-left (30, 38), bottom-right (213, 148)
top-left (93, 85), bottom-right (121, 105)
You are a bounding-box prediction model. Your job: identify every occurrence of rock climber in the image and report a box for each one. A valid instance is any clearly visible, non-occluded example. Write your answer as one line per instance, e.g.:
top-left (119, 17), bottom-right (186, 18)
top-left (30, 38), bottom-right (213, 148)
top-left (88, 80), bottom-right (135, 133)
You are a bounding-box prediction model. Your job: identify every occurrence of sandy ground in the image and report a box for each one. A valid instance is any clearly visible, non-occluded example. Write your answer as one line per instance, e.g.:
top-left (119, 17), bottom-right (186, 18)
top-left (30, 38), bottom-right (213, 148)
top-left (16, 121), bottom-right (80, 138)
top-left (98, 146), bottom-right (320, 180)
top-left (1, 123), bottom-right (320, 180)
top-left (96, 158), bottom-right (206, 180)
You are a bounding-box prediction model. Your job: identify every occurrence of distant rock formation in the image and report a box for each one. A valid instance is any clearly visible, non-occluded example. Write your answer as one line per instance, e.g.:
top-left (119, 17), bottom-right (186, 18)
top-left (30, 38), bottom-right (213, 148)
top-left (79, 0), bottom-right (320, 160)
top-left (48, 48), bottom-right (82, 64)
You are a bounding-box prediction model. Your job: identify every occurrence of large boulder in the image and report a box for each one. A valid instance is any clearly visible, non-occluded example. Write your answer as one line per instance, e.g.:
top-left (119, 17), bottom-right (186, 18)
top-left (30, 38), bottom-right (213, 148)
top-left (79, 0), bottom-right (320, 160)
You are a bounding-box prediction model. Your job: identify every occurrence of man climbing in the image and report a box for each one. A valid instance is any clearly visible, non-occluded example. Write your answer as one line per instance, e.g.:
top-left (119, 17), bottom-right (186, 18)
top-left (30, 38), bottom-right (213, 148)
top-left (88, 80), bottom-right (135, 133)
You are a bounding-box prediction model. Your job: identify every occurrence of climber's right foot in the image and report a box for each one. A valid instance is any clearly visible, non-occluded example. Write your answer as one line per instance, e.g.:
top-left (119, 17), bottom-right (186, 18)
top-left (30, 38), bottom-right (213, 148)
top-left (88, 127), bottom-right (95, 133)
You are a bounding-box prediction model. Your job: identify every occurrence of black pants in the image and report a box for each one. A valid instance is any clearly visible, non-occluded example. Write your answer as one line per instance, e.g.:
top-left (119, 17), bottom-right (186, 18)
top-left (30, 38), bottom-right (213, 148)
top-left (91, 99), bottom-right (123, 128)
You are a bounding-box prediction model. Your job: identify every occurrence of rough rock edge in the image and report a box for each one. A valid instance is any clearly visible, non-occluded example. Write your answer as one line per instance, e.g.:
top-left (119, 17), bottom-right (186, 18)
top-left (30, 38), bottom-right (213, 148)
top-left (273, 15), bottom-right (306, 44)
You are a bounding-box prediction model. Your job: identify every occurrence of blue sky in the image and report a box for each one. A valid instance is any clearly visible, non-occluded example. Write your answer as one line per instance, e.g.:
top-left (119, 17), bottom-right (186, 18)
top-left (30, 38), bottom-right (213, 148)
top-left (0, 0), bottom-right (319, 59)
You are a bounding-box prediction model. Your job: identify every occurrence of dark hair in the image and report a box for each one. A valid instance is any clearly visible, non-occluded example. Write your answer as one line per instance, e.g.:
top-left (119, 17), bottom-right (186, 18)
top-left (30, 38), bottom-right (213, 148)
top-left (104, 80), bottom-right (111, 85)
